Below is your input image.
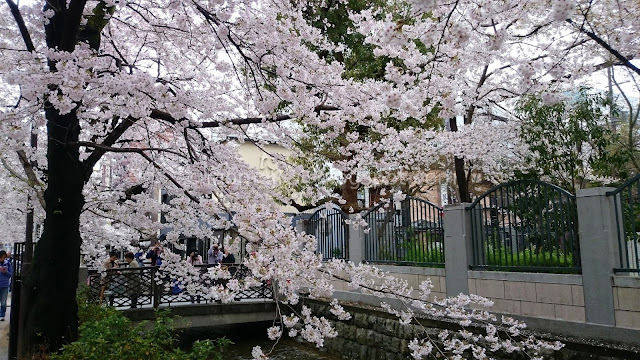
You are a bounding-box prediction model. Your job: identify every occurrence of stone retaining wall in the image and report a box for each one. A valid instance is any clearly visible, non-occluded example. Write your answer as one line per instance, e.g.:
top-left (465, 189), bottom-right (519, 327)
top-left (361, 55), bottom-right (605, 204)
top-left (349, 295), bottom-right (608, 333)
top-left (301, 298), bottom-right (639, 360)
top-left (468, 271), bottom-right (585, 323)
top-left (613, 275), bottom-right (640, 329)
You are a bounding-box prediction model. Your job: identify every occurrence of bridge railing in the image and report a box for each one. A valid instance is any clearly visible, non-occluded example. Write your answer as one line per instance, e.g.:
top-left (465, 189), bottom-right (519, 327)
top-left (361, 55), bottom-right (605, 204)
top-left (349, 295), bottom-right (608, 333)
top-left (88, 263), bottom-right (273, 309)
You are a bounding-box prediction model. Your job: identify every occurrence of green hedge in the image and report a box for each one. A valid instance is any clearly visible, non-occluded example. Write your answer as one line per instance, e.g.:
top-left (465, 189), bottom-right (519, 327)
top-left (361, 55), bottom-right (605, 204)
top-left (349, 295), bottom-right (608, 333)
top-left (52, 288), bottom-right (231, 360)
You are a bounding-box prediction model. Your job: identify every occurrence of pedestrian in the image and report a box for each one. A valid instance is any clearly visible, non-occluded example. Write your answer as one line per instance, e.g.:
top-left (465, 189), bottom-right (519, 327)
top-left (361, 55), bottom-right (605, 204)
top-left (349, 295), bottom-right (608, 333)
top-left (146, 244), bottom-right (162, 266)
top-left (221, 248), bottom-right (235, 264)
top-left (0, 250), bottom-right (13, 321)
top-left (221, 248), bottom-right (237, 277)
top-left (99, 250), bottom-right (119, 304)
top-left (187, 250), bottom-right (203, 265)
top-left (134, 248), bottom-right (145, 267)
top-left (207, 243), bottom-right (223, 264)
top-left (124, 252), bottom-right (141, 308)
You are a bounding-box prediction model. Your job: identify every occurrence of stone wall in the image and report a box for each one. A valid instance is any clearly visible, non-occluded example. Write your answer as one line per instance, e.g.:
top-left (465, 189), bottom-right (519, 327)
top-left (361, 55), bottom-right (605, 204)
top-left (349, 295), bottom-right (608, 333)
top-left (468, 271), bottom-right (585, 323)
top-left (613, 276), bottom-right (640, 329)
top-left (301, 298), bottom-right (639, 360)
top-left (302, 298), bottom-right (441, 360)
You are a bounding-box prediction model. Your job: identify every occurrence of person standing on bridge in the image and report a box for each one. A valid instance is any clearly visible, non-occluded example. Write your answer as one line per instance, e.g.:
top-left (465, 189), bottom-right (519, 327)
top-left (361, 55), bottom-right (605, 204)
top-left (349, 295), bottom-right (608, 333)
top-left (207, 243), bottom-right (223, 265)
top-left (0, 250), bottom-right (13, 321)
top-left (187, 250), bottom-right (203, 265)
top-left (124, 252), bottom-right (141, 308)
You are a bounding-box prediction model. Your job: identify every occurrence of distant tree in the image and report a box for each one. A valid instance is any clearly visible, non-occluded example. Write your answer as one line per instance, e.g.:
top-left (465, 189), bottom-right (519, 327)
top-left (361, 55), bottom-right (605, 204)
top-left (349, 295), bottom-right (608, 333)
top-left (515, 90), bottom-right (631, 193)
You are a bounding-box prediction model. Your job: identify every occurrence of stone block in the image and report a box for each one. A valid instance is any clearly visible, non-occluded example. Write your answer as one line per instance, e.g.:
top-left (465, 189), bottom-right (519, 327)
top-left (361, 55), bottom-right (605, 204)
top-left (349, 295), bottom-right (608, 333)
top-left (429, 292), bottom-right (445, 302)
top-left (504, 281), bottom-right (537, 302)
top-left (440, 278), bottom-right (446, 294)
top-left (392, 272), bottom-right (419, 289)
top-left (355, 328), bottom-right (367, 344)
top-left (521, 301), bottom-right (555, 319)
top-left (354, 313), bottom-right (368, 328)
top-left (421, 274), bottom-right (441, 293)
top-left (535, 283), bottom-right (573, 305)
top-left (571, 285), bottom-right (584, 306)
top-left (490, 298), bottom-right (522, 315)
top-left (615, 310), bottom-right (640, 330)
top-left (468, 278), bottom-right (476, 295)
top-left (554, 304), bottom-right (586, 322)
top-left (475, 279), bottom-right (505, 299)
top-left (616, 287), bottom-right (640, 312)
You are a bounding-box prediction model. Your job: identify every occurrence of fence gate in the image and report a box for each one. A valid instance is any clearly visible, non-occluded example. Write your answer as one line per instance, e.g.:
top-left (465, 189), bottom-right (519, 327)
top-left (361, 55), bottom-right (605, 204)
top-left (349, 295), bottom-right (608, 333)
top-left (608, 174), bottom-right (640, 274)
top-left (468, 180), bottom-right (580, 273)
top-left (363, 196), bottom-right (444, 266)
top-left (306, 205), bottom-right (349, 260)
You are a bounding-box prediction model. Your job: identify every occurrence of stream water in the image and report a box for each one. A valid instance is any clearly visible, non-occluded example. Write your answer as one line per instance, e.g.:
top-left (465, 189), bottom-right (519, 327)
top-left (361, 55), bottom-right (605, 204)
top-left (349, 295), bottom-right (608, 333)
top-left (180, 322), bottom-right (341, 360)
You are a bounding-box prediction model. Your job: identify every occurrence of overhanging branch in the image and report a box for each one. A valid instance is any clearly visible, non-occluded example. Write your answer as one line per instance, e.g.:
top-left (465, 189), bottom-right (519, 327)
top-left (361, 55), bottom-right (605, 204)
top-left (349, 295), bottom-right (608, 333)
top-left (566, 18), bottom-right (640, 76)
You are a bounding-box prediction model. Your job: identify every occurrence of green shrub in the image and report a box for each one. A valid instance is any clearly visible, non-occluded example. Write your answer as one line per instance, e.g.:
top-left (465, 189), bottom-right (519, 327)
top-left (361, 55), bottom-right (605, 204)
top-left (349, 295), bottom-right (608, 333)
top-left (485, 246), bottom-right (575, 270)
top-left (53, 288), bottom-right (231, 360)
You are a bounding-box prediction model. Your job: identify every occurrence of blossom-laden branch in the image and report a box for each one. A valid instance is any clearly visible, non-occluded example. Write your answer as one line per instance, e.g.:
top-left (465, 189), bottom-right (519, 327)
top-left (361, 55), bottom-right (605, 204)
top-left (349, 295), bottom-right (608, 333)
top-left (565, 18), bottom-right (640, 77)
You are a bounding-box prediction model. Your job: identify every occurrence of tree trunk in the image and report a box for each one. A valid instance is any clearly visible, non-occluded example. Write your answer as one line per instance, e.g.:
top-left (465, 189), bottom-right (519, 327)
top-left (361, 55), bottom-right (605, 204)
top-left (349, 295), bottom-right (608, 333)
top-left (340, 174), bottom-right (359, 212)
top-left (22, 106), bottom-right (84, 354)
top-left (19, 2), bottom-right (91, 354)
top-left (449, 118), bottom-right (471, 203)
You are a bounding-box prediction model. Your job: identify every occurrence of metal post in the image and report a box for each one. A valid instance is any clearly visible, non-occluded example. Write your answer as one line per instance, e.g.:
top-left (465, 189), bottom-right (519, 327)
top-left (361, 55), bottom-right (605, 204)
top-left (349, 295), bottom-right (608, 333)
top-left (152, 268), bottom-right (160, 309)
top-left (14, 128), bottom-right (37, 359)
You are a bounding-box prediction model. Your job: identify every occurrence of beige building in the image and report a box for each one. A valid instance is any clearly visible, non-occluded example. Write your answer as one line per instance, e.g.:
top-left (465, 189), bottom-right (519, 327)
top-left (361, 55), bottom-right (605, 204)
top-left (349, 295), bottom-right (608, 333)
top-left (236, 140), bottom-right (298, 213)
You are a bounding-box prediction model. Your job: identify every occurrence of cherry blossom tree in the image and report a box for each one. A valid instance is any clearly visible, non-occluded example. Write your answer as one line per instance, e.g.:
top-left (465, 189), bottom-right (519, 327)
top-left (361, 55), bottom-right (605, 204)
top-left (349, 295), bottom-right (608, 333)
top-left (0, 0), bottom-right (637, 358)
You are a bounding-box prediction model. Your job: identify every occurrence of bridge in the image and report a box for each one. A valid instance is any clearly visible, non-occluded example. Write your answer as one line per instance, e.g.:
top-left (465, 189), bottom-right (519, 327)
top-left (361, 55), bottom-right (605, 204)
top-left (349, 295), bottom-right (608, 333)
top-left (87, 264), bottom-right (277, 328)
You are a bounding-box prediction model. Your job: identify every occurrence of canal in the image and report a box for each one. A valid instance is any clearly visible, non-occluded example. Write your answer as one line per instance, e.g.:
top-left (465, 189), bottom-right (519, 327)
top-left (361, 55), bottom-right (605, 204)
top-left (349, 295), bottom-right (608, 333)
top-left (180, 322), bottom-right (341, 360)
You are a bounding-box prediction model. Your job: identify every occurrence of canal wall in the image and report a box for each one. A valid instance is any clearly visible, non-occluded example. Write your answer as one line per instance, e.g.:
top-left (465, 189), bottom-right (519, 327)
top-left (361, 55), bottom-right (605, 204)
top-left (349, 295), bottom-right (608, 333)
top-left (301, 297), bottom-right (640, 360)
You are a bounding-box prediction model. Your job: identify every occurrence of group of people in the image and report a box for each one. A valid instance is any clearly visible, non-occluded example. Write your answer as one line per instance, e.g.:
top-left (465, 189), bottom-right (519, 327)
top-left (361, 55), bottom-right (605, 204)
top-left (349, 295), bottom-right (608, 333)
top-left (99, 243), bottom-right (237, 307)
top-left (187, 243), bottom-right (235, 265)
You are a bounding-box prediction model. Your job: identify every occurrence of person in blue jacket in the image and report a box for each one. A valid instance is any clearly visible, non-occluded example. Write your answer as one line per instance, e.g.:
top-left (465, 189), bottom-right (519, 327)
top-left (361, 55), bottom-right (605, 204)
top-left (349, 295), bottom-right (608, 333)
top-left (0, 250), bottom-right (13, 321)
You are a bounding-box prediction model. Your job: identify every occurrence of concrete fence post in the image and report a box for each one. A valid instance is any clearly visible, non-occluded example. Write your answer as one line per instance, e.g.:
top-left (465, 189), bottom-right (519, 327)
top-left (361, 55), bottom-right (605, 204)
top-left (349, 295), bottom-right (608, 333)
top-left (348, 213), bottom-right (366, 264)
top-left (576, 187), bottom-right (620, 326)
top-left (443, 203), bottom-right (474, 297)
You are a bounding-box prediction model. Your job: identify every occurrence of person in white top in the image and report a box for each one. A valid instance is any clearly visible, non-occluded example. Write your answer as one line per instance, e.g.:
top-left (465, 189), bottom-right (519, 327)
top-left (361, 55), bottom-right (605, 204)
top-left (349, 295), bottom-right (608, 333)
top-left (207, 244), bottom-right (223, 264)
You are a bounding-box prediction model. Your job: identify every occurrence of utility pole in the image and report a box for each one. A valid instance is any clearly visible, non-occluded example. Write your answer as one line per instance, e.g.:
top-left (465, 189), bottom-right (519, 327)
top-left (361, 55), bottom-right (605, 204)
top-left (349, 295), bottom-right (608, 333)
top-left (607, 64), bottom-right (618, 133)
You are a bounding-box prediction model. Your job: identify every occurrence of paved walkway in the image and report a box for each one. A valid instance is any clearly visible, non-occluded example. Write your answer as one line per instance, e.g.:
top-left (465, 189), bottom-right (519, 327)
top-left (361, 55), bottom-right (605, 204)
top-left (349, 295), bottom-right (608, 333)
top-left (0, 296), bottom-right (11, 359)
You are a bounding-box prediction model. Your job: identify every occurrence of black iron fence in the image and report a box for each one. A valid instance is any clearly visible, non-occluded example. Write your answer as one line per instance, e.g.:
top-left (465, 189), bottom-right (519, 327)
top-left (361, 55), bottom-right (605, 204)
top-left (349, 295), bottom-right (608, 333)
top-left (468, 180), bottom-right (580, 273)
top-left (306, 206), bottom-right (349, 260)
top-left (608, 174), bottom-right (640, 274)
top-left (363, 196), bottom-right (444, 267)
top-left (87, 264), bottom-right (273, 309)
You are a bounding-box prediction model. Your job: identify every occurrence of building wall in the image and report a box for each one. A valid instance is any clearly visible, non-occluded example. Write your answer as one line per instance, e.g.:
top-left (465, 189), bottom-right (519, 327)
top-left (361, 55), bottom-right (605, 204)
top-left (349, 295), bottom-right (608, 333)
top-left (236, 141), bottom-right (297, 213)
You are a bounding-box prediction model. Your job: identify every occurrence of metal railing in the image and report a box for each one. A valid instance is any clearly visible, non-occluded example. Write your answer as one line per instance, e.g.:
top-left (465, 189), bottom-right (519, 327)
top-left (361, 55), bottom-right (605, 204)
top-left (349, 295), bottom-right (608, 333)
top-left (306, 205), bottom-right (349, 260)
top-left (88, 263), bottom-right (273, 309)
top-left (608, 174), bottom-right (640, 274)
top-left (363, 196), bottom-right (444, 267)
top-left (468, 180), bottom-right (580, 273)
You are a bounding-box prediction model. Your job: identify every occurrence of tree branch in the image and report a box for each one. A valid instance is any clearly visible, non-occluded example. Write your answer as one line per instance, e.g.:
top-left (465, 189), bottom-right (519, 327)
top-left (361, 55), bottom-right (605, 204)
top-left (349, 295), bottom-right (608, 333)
top-left (566, 18), bottom-right (640, 76)
top-left (14, 150), bottom-right (46, 209)
top-left (72, 141), bottom-right (187, 158)
top-left (4, 0), bottom-right (35, 52)
top-left (82, 116), bottom-right (138, 181)
top-left (149, 104), bottom-right (340, 129)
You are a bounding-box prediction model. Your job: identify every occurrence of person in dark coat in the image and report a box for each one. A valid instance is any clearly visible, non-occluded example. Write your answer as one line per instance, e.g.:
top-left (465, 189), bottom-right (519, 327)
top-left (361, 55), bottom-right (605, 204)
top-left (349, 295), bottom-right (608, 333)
top-left (0, 251), bottom-right (12, 321)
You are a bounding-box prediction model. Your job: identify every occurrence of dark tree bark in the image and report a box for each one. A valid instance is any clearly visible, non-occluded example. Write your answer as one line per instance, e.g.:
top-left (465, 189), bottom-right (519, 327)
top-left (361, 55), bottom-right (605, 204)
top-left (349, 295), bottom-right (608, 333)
top-left (449, 118), bottom-right (472, 203)
top-left (22, 108), bottom-right (84, 354)
top-left (20, 0), bottom-right (88, 354)
top-left (340, 173), bottom-right (359, 212)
